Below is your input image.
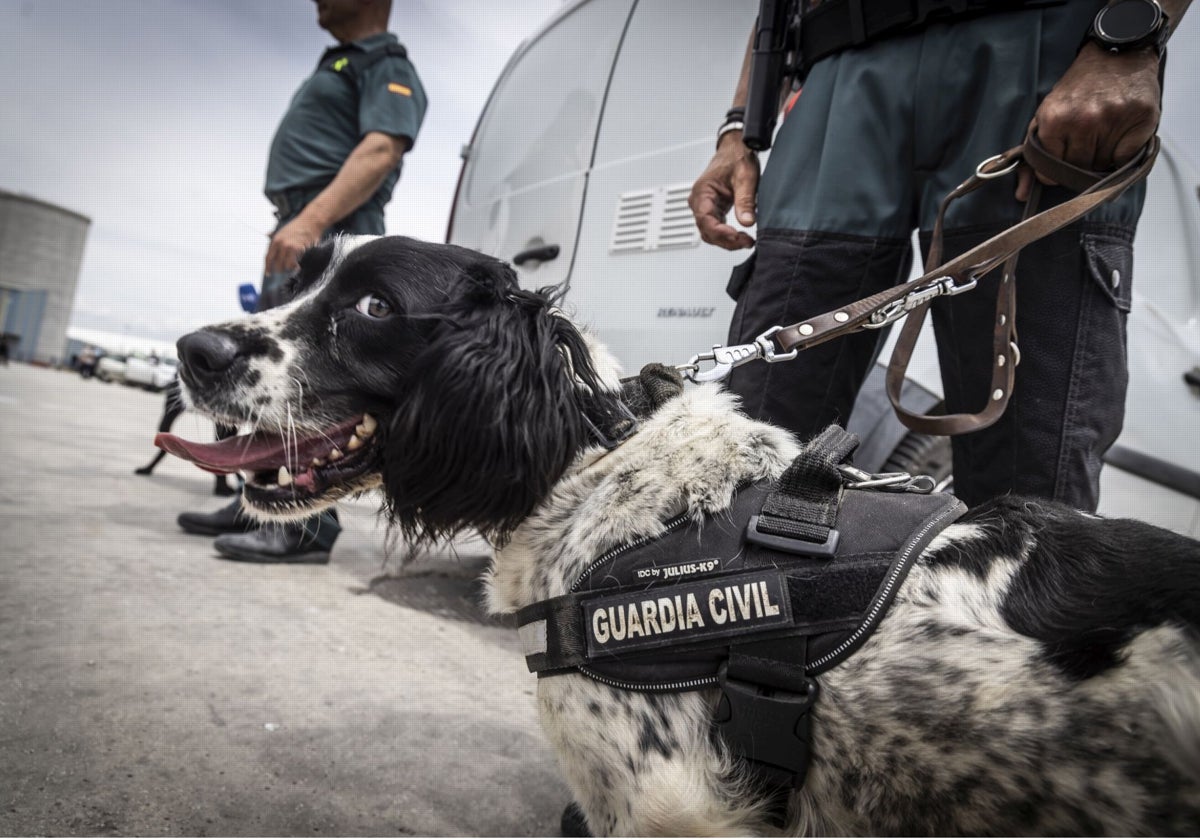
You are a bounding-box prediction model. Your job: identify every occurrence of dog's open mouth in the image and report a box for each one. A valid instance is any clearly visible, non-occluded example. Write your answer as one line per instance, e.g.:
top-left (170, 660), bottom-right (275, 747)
top-left (155, 413), bottom-right (382, 515)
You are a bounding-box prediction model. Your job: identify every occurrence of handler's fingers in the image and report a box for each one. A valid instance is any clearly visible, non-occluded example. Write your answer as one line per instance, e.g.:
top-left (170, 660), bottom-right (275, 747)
top-left (1015, 166), bottom-right (1034, 203)
top-left (696, 208), bottom-right (753, 250)
top-left (1030, 118), bottom-right (1065, 187)
top-left (732, 158), bottom-right (760, 228)
top-left (1110, 124), bottom-right (1155, 171)
top-left (692, 186), bottom-right (753, 250)
top-left (265, 241), bottom-right (283, 276)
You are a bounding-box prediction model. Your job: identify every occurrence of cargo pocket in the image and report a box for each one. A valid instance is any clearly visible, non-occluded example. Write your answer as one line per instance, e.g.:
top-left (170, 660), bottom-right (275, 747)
top-left (1081, 231), bottom-right (1133, 314)
top-left (726, 251), bottom-right (757, 301)
top-left (1055, 228), bottom-right (1135, 502)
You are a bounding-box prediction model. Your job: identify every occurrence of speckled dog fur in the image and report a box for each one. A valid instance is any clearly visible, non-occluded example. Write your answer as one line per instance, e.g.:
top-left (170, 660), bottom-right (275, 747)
top-left (176, 235), bottom-right (1200, 836)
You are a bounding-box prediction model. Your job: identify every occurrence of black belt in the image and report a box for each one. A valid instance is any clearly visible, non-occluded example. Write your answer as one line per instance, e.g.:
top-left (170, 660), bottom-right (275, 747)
top-left (267, 186), bottom-right (324, 221)
top-left (800, 0), bottom-right (1067, 72)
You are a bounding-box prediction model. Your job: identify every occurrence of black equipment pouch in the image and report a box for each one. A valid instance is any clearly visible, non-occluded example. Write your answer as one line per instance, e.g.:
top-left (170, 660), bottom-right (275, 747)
top-left (744, 0), bottom-right (800, 151)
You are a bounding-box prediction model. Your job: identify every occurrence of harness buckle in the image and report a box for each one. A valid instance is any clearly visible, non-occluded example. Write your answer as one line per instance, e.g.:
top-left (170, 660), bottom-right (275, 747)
top-left (746, 515), bottom-right (840, 556)
top-left (582, 401), bottom-right (639, 450)
top-left (715, 662), bottom-right (820, 788)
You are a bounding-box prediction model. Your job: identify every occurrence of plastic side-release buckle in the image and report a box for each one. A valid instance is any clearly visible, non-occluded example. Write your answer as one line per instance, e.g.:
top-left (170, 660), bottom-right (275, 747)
top-left (714, 662), bottom-right (820, 788)
top-left (745, 515), bottom-right (840, 557)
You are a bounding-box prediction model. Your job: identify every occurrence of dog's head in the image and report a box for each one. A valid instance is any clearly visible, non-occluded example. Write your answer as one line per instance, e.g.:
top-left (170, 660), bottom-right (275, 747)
top-left (159, 235), bottom-right (626, 544)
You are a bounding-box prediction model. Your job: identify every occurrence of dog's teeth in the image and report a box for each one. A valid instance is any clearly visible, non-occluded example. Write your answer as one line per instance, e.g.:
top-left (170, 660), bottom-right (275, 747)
top-left (311, 457), bottom-right (325, 468)
top-left (346, 434), bottom-right (362, 451)
top-left (360, 413), bottom-right (377, 435)
top-left (329, 448), bottom-right (343, 461)
top-left (278, 466), bottom-right (292, 486)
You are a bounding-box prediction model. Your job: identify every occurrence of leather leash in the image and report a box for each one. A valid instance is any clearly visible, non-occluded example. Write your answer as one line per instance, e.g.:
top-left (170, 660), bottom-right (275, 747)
top-left (683, 132), bottom-right (1160, 436)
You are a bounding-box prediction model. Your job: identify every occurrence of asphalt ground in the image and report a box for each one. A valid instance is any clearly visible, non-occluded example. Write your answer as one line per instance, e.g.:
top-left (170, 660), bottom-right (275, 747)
top-left (0, 363), bottom-right (569, 836)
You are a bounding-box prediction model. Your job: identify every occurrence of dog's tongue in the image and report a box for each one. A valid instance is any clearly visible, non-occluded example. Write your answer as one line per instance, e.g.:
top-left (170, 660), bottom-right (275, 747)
top-left (155, 417), bottom-right (361, 475)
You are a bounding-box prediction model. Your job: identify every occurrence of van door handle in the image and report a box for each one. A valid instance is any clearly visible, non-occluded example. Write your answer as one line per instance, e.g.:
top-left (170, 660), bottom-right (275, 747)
top-left (512, 244), bottom-right (560, 266)
top-left (1185, 366), bottom-right (1200, 391)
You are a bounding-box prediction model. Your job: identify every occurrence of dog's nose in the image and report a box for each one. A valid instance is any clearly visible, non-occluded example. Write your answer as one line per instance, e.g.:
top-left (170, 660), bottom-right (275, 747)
top-left (177, 330), bottom-right (240, 382)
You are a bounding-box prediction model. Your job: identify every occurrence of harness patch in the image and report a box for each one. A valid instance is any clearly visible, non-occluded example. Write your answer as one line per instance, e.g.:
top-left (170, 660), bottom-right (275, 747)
top-left (584, 571), bottom-right (792, 656)
top-left (634, 557), bottom-right (722, 581)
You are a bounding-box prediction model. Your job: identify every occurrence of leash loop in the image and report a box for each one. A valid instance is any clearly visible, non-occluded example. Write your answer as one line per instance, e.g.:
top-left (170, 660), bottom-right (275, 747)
top-left (975, 151), bottom-right (1021, 180)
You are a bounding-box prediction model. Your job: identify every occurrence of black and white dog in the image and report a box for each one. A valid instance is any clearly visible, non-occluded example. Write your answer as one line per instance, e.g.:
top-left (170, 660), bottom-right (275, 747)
top-left (162, 235), bottom-right (1200, 835)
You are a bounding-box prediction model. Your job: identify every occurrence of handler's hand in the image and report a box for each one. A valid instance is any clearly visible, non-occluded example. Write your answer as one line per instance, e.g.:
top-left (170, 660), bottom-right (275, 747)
top-left (265, 216), bottom-right (324, 276)
top-left (689, 133), bottom-right (760, 250)
top-left (1017, 43), bottom-right (1161, 201)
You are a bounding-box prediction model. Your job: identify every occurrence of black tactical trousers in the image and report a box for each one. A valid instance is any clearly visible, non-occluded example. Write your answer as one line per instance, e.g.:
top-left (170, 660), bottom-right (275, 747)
top-left (726, 0), bottom-right (1144, 511)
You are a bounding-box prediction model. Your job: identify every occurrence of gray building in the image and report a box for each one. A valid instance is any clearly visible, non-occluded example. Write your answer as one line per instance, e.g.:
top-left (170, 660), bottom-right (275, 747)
top-left (0, 189), bottom-right (91, 364)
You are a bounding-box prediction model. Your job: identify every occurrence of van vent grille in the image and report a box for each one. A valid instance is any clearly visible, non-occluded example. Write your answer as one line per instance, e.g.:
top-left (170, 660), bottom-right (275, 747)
top-left (610, 183), bottom-right (699, 253)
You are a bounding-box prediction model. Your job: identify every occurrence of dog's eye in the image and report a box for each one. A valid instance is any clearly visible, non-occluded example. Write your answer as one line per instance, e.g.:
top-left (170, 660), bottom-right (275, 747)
top-left (354, 293), bottom-right (393, 319)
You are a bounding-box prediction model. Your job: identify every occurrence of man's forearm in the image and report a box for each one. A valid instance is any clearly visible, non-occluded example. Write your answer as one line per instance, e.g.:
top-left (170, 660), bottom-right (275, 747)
top-left (730, 27), bottom-right (755, 110)
top-left (295, 132), bottom-right (406, 232)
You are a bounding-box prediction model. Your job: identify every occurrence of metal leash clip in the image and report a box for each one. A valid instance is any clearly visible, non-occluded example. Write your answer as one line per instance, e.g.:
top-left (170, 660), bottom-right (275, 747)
top-left (838, 464), bottom-right (937, 494)
top-left (864, 275), bottom-right (978, 329)
top-left (678, 326), bottom-right (797, 383)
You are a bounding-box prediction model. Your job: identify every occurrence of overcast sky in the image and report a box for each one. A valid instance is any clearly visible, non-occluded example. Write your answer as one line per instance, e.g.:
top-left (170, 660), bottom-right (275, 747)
top-left (1, 0), bottom-right (1198, 349)
top-left (0, 0), bottom-right (561, 344)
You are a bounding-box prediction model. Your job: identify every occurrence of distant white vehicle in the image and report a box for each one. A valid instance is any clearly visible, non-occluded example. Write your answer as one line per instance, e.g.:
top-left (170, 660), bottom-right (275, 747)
top-left (447, 0), bottom-right (1200, 537)
top-left (94, 353), bottom-right (127, 383)
top-left (123, 355), bottom-right (177, 391)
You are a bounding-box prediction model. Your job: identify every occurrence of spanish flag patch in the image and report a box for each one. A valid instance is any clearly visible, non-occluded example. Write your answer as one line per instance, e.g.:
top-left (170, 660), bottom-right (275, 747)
top-left (387, 82), bottom-right (412, 96)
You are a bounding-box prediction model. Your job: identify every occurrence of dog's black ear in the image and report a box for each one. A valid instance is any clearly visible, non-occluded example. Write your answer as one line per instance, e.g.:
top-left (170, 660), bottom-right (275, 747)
top-left (382, 259), bottom-right (614, 546)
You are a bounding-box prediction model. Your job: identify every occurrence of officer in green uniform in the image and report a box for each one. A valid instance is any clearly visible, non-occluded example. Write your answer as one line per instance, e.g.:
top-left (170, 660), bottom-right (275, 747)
top-left (690, 0), bottom-right (1189, 513)
top-left (177, 0), bottom-right (427, 563)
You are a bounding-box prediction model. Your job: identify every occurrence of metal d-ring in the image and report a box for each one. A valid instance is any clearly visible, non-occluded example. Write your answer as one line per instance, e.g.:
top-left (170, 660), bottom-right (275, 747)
top-left (976, 153), bottom-right (1021, 180)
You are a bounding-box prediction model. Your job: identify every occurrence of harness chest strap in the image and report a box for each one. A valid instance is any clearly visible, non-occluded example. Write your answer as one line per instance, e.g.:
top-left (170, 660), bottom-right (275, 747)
top-left (517, 487), bottom-right (964, 677)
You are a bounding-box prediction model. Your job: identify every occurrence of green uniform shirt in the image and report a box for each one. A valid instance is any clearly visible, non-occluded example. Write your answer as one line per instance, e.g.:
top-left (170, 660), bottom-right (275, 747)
top-left (264, 32), bottom-right (427, 207)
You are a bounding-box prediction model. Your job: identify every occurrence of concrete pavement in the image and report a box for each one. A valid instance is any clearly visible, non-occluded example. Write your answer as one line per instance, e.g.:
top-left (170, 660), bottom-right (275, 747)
top-left (0, 363), bottom-right (569, 836)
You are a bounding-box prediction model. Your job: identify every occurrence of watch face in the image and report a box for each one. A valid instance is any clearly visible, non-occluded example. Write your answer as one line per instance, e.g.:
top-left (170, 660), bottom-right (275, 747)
top-left (1097, 0), bottom-right (1162, 43)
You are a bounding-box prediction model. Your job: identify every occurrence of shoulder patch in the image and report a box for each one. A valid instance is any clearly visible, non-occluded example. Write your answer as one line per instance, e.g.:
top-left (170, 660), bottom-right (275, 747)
top-left (387, 82), bottom-right (412, 96)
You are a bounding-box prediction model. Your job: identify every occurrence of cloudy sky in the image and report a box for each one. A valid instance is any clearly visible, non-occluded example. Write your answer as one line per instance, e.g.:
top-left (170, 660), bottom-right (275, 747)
top-left (0, 0), bottom-right (561, 344)
top-left (1, 0), bottom-right (1198, 350)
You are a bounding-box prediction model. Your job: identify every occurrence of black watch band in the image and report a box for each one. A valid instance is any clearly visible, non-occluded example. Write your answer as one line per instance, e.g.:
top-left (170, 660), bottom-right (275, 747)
top-left (1086, 0), bottom-right (1169, 54)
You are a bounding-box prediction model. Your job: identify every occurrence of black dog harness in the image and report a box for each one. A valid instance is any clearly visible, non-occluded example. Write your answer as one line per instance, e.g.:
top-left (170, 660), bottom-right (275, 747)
top-left (519, 390), bottom-right (965, 795)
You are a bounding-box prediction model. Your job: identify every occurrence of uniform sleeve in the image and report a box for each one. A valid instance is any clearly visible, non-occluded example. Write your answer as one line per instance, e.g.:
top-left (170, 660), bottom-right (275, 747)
top-left (357, 55), bottom-right (428, 150)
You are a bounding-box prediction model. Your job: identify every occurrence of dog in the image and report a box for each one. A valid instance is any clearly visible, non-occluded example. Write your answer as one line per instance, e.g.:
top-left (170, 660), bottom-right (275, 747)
top-left (161, 234), bottom-right (1200, 835)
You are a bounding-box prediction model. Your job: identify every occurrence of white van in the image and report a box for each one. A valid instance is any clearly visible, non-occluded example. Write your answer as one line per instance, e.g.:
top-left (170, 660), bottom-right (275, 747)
top-left (448, 0), bottom-right (1200, 537)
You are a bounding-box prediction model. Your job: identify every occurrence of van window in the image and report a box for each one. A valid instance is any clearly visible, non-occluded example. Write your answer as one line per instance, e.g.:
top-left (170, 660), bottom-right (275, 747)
top-left (464, 0), bottom-right (632, 204)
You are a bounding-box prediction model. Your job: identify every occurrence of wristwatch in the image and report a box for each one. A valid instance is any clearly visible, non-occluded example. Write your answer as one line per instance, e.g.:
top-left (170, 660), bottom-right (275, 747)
top-left (1086, 0), bottom-right (1169, 54)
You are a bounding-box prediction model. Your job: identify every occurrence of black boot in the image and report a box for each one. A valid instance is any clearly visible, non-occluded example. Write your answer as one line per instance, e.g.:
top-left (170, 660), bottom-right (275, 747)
top-left (212, 511), bottom-right (340, 564)
top-left (177, 498), bottom-right (257, 536)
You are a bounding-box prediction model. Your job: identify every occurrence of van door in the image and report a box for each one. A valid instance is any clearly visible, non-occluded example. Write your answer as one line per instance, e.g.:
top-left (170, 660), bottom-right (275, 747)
top-left (448, 0), bottom-right (635, 289)
top-left (563, 0), bottom-right (758, 371)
